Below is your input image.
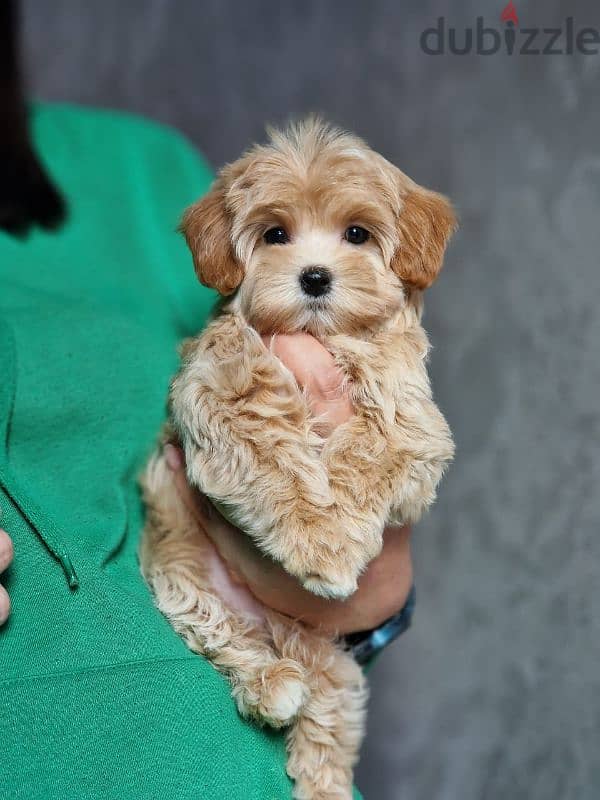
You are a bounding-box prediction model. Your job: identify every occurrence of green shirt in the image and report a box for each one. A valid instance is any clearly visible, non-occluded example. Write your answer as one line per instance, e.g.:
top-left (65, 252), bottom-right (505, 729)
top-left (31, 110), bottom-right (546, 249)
top-left (0, 104), bottom-right (300, 799)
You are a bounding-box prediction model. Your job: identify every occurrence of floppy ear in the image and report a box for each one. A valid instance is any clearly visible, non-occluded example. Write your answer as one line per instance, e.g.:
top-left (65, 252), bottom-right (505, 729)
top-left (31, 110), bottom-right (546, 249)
top-left (391, 187), bottom-right (457, 290)
top-left (180, 184), bottom-right (244, 295)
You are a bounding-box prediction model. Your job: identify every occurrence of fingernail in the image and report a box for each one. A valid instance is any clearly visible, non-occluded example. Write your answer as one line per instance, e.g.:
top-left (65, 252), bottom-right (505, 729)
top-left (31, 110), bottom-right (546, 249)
top-left (164, 443), bottom-right (183, 471)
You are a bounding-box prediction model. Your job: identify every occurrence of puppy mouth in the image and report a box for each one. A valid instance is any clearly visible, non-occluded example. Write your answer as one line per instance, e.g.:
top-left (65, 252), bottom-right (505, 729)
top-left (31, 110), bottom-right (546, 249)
top-left (305, 295), bottom-right (330, 309)
top-left (304, 296), bottom-right (333, 324)
top-left (299, 297), bottom-right (336, 336)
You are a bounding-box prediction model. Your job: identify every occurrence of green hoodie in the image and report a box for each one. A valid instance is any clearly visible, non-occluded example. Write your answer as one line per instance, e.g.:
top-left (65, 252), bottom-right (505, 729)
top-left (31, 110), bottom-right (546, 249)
top-left (0, 104), bottom-right (310, 799)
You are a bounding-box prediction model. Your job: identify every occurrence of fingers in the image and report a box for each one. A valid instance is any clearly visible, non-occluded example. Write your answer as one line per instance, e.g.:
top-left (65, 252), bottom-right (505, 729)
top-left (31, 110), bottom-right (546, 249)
top-left (0, 585), bottom-right (10, 625)
top-left (262, 333), bottom-right (340, 392)
top-left (261, 333), bottom-right (353, 431)
top-left (164, 442), bottom-right (184, 472)
top-left (0, 529), bottom-right (13, 573)
top-left (0, 529), bottom-right (14, 625)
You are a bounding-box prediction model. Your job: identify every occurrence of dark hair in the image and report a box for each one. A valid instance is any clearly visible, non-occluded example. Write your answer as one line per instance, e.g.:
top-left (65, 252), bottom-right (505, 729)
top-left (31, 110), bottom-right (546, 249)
top-left (0, 0), bottom-right (65, 235)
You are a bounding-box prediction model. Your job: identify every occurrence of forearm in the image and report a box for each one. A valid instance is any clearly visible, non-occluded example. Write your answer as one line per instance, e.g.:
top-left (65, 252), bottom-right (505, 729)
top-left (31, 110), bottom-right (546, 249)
top-left (169, 449), bottom-right (413, 636)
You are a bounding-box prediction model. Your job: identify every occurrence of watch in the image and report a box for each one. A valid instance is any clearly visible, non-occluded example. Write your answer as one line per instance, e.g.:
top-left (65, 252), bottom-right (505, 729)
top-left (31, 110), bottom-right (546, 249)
top-left (344, 585), bottom-right (416, 665)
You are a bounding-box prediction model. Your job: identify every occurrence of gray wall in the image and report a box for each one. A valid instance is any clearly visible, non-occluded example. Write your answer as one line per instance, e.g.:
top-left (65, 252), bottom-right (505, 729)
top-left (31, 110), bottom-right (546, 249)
top-left (22, 1), bottom-right (600, 798)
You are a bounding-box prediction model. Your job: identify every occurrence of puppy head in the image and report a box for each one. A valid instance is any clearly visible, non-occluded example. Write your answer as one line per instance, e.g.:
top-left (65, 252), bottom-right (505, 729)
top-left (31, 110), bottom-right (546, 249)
top-left (181, 119), bottom-right (456, 335)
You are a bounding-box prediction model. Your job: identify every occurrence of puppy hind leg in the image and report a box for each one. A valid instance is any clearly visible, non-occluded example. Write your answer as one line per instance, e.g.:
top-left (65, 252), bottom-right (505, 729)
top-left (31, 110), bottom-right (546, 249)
top-left (288, 654), bottom-right (366, 799)
top-left (140, 451), bottom-right (308, 728)
top-left (270, 622), bottom-right (368, 800)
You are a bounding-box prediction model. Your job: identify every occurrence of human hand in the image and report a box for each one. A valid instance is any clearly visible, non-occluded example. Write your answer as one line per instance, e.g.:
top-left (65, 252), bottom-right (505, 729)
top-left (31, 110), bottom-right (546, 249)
top-left (166, 332), bottom-right (413, 635)
top-left (260, 333), bottom-right (354, 436)
top-left (0, 529), bottom-right (14, 625)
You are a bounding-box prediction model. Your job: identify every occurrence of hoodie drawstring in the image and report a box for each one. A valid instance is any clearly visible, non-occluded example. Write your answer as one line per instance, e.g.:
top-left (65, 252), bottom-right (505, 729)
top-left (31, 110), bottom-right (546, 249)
top-left (0, 316), bottom-right (78, 589)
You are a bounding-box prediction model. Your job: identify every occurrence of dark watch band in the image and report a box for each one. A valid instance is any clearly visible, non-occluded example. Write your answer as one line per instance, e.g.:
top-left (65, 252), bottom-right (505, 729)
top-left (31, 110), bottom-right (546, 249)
top-left (344, 585), bottom-right (416, 665)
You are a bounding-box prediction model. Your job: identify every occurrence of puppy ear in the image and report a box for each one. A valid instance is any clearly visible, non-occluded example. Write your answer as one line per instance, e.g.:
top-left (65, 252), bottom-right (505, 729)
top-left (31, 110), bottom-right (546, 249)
top-left (180, 185), bottom-right (244, 295)
top-left (392, 187), bottom-right (456, 290)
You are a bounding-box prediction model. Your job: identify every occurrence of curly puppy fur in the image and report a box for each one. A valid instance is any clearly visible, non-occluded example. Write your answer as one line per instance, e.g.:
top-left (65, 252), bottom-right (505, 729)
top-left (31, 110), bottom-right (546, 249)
top-left (141, 119), bottom-right (455, 798)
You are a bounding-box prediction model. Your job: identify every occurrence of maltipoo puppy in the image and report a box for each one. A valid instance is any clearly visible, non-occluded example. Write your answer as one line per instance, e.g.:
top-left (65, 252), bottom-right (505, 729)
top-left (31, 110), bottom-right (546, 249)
top-left (141, 119), bottom-right (455, 799)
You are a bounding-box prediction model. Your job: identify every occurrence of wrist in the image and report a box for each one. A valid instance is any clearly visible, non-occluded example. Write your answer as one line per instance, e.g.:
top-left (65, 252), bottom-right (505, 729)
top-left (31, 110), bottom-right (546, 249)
top-left (345, 585), bottom-right (417, 664)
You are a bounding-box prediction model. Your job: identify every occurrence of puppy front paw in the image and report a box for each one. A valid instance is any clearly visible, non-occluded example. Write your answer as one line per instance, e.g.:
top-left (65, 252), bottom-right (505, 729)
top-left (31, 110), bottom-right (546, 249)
top-left (277, 525), bottom-right (380, 600)
top-left (300, 571), bottom-right (358, 600)
top-left (291, 550), bottom-right (363, 600)
top-left (289, 519), bottom-right (384, 599)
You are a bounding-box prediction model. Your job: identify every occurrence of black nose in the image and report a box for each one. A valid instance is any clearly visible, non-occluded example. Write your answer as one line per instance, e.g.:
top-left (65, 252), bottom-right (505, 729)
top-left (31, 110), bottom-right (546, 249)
top-left (299, 266), bottom-right (331, 297)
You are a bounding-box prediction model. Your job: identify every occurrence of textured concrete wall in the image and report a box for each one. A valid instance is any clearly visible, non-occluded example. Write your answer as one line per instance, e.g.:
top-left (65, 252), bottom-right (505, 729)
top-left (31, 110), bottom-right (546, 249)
top-left (21, 1), bottom-right (600, 797)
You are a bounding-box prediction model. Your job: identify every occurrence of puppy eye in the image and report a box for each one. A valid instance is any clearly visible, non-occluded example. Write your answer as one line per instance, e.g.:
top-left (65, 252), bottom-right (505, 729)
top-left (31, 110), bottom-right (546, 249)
top-left (264, 227), bottom-right (290, 245)
top-left (344, 226), bottom-right (370, 245)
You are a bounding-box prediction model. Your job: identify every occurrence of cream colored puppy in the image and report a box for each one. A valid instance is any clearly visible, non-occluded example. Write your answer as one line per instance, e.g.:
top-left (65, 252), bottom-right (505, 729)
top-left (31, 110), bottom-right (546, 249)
top-left (141, 119), bottom-right (455, 799)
